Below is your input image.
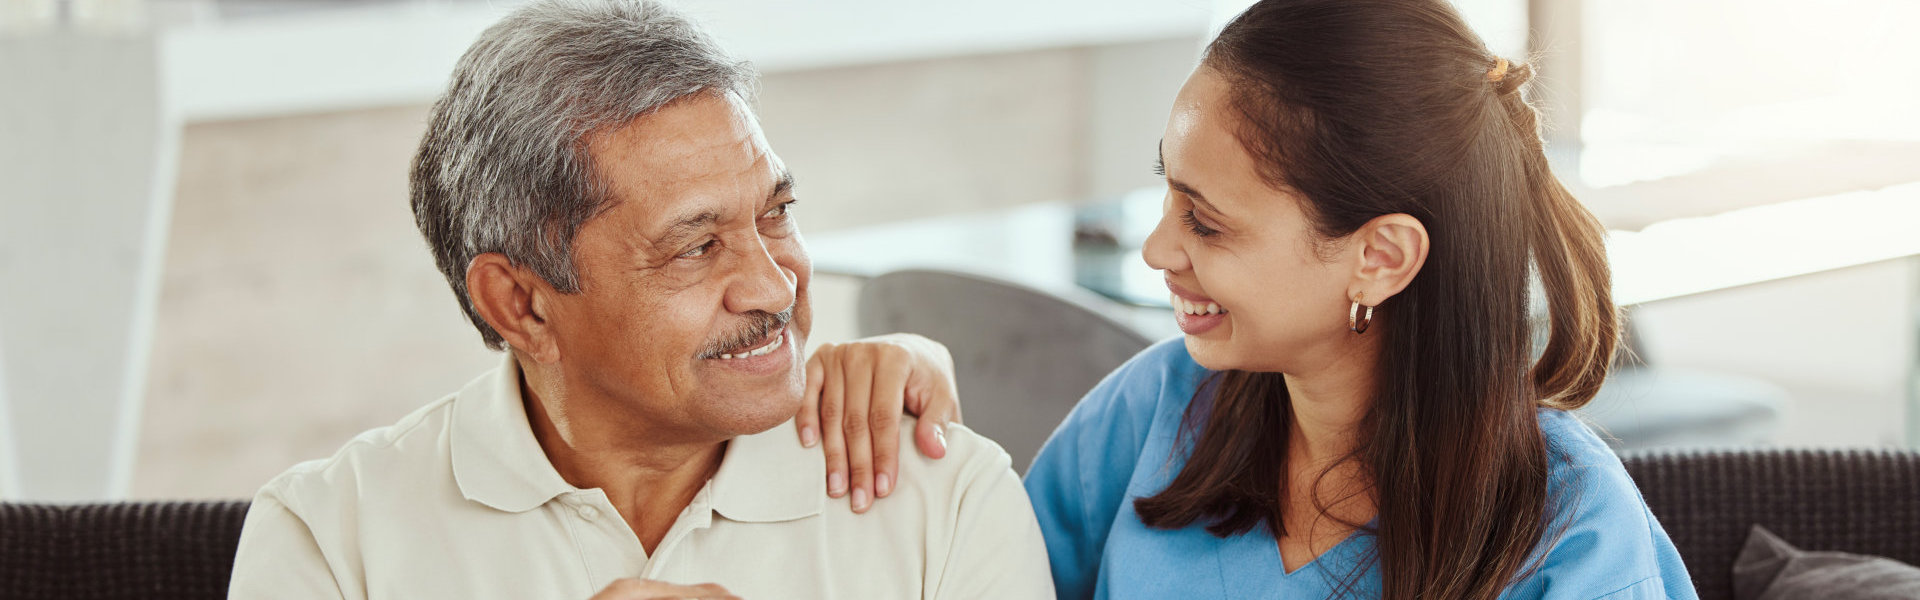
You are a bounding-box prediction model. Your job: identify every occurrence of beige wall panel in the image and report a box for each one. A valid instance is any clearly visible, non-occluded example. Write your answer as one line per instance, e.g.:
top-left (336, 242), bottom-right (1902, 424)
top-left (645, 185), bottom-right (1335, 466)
top-left (756, 48), bottom-right (1086, 231)
top-left (135, 105), bottom-right (500, 499)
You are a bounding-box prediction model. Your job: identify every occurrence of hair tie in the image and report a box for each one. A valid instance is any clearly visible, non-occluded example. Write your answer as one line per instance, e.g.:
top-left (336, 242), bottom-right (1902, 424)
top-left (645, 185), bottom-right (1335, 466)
top-left (1486, 58), bottom-right (1509, 85)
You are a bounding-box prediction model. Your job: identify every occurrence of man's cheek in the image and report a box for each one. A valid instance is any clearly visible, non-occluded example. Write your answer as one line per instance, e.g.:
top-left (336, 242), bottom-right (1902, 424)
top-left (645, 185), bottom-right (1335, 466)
top-left (657, 264), bottom-right (715, 291)
top-left (777, 234), bottom-right (811, 280)
top-left (792, 294), bottom-right (814, 340)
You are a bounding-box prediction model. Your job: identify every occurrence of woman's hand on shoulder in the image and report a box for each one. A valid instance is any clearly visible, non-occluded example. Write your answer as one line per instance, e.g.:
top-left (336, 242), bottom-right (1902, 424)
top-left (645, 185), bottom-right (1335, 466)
top-left (798, 333), bottom-right (961, 513)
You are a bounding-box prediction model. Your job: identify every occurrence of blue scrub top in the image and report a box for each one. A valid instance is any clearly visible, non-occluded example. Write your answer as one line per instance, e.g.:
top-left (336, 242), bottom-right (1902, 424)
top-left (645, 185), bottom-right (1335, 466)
top-left (1023, 338), bottom-right (1699, 599)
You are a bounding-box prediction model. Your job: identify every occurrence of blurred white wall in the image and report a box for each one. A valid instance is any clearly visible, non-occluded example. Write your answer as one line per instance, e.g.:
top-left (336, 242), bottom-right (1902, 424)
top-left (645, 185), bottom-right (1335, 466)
top-left (0, 322), bottom-right (16, 498)
top-left (1634, 262), bottom-right (1915, 447)
top-left (1581, 0), bottom-right (1920, 189)
top-left (161, 0), bottom-right (1213, 122)
top-left (0, 29), bottom-right (179, 501)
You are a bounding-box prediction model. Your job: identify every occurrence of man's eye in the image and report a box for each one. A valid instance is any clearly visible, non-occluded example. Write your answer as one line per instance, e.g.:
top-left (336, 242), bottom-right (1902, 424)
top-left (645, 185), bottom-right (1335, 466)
top-left (679, 239), bottom-right (718, 259)
top-left (761, 200), bottom-right (796, 220)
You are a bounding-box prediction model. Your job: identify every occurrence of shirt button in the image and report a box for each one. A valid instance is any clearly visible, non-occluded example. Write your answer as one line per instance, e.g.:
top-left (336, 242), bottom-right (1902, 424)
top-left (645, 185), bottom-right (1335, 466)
top-left (574, 504), bottom-right (599, 520)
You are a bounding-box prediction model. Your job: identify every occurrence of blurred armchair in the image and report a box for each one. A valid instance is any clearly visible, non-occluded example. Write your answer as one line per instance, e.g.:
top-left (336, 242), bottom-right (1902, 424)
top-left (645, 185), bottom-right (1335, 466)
top-left (855, 269), bottom-right (1152, 474)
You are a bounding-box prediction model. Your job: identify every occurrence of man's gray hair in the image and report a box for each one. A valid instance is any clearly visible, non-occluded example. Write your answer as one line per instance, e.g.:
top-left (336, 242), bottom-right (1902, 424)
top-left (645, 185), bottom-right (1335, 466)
top-left (410, 0), bottom-right (757, 349)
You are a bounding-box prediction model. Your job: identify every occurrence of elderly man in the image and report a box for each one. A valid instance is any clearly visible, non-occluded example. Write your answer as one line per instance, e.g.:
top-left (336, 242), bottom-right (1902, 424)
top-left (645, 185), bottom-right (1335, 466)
top-left (225, 1), bottom-right (1051, 598)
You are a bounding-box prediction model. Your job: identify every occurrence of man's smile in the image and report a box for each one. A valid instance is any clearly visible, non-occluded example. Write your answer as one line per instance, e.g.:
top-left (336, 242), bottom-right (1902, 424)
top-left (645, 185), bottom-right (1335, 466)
top-left (714, 327), bottom-right (784, 360)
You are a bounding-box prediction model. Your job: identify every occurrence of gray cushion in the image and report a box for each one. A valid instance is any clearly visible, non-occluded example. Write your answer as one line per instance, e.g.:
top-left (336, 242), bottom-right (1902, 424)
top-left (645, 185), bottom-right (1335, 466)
top-left (1734, 525), bottom-right (1920, 600)
top-left (1621, 449), bottom-right (1920, 600)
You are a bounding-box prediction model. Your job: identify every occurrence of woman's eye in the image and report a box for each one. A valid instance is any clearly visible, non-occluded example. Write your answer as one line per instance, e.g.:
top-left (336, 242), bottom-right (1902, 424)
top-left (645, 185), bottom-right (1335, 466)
top-left (1182, 210), bottom-right (1220, 238)
top-left (679, 239), bottom-right (718, 259)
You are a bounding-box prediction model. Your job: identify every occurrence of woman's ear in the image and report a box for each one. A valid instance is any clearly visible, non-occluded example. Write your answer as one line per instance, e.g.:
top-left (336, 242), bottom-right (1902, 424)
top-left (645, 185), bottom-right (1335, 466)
top-left (1347, 213), bottom-right (1429, 305)
top-left (466, 253), bottom-right (562, 363)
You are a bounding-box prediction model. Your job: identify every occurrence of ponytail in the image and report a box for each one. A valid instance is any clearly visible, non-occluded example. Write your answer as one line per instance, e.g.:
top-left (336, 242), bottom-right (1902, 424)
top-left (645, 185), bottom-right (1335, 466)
top-left (1493, 61), bottom-right (1619, 409)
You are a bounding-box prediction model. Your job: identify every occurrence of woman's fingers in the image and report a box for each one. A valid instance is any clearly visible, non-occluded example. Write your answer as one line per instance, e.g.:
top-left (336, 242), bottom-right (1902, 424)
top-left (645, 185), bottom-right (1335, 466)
top-left (797, 351), bottom-right (826, 448)
top-left (913, 402), bottom-right (953, 460)
top-left (840, 348), bottom-right (877, 513)
top-left (867, 347), bottom-right (909, 498)
top-left (901, 333), bottom-right (960, 459)
top-left (806, 333), bottom-right (963, 508)
top-left (816, 345), bottom-right (851, 499)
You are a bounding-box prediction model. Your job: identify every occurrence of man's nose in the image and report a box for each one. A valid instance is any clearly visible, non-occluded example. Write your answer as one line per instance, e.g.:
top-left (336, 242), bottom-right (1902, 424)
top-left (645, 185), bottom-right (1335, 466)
top-left (724, 236), bottom-right (797, 315)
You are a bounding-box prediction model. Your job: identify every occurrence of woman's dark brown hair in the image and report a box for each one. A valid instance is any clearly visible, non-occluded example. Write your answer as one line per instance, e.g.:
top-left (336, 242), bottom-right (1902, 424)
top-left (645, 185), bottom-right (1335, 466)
top-left (1131, 0), bottom-right (1618, 598)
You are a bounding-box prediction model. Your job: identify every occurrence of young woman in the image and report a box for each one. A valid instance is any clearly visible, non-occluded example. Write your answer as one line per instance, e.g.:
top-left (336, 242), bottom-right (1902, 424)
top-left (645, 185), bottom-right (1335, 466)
top-left (804, 0), bottom-right (1698, 597)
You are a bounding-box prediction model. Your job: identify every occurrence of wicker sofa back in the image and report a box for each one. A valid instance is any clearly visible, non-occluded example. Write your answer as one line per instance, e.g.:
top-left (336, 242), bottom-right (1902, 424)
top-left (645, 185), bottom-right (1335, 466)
top-left (0, 450), bottom-right (1914, 599)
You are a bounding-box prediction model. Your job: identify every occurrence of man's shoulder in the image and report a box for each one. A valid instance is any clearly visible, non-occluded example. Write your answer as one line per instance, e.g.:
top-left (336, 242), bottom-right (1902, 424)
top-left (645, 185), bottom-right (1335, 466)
top-left (259, 394), bottom-right (460, 512)
top-left (847, 416), bottom-right (1025, 520)
top-left (899, 417), bottom-right (1013, 486)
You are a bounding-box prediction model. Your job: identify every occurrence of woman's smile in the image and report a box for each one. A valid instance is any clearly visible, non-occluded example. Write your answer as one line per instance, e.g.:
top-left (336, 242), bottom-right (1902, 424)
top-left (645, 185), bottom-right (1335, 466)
top-left (1167, 280), bottom-right (1229, 335)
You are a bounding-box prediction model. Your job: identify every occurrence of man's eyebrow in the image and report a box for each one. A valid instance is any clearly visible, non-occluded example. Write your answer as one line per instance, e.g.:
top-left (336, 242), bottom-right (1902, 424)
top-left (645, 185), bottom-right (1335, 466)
top-left (764, 170), bottom-right (795, 208)
top-left (655, 171), bottom-right (792, 249)
top-left (655, 210), bottom-right (721, 249)
top-left (1158, 142), bottom-right (1224, 215)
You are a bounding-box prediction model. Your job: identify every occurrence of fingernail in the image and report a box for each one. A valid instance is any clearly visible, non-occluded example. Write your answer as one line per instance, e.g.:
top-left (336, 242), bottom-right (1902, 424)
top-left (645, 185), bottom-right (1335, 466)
top-left (828, 472), bottom-right (846, 496)
top-left (852, 487), bottom-right (869, 511)
top-left (800, 426), bottom-right (818, 448)
top-left (876, 473), bottom-right (892, 497)
top-left (934, 424), bottom-right (948, 450)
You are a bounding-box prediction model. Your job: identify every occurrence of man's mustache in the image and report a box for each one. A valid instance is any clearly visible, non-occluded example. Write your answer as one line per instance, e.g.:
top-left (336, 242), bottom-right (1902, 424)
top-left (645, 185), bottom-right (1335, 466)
top-left (697, 307), bottom-right (793, 359)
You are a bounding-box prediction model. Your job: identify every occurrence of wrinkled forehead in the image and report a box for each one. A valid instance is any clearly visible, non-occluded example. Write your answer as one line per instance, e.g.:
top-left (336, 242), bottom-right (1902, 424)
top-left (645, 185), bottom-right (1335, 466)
top-left (586, 91), bottom-right (782, 218)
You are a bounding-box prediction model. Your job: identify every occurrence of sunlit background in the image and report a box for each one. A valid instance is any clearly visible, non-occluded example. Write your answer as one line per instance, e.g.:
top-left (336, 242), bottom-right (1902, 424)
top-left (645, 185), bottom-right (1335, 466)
top-left (1, 0), bottom-right (1916, 502)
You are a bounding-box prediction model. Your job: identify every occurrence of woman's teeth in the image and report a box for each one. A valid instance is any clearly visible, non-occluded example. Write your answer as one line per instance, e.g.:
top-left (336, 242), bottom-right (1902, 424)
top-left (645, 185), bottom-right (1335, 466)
top-left (718, 331), bottom-right (784, 360)
top-left (1171, 294), bottom-right (1225, 316)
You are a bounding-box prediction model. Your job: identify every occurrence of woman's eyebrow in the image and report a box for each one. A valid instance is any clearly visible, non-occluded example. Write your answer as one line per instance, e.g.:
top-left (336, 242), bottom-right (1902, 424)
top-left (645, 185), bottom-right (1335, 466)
top-left (1158, 143), bottom-right (1225, 216)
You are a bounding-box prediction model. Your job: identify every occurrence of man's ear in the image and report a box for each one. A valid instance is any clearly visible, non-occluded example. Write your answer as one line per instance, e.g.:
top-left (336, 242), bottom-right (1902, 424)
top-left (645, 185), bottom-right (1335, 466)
top-left (466, 253), bottom-right (562, 364)
top-left (1347, 213), bottom-right (1430, 306)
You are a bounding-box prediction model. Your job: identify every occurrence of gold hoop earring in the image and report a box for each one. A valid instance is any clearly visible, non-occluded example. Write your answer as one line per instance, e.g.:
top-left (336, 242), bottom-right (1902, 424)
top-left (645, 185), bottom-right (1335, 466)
top-left (1348, 292), bottom-right (1374, 334)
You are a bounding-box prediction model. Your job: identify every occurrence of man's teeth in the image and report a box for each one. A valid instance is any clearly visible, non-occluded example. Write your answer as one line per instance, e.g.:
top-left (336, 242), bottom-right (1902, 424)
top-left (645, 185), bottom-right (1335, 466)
top-left (1170, 293), bottom-right (1224, 316)
top-left (719, 331), bottom-right (784, 360)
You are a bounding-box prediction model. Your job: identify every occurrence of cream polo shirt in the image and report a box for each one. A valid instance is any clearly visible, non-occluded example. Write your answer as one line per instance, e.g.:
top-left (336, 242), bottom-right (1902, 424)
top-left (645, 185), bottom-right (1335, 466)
top-left (227, 355), bottom-right (1053, 599)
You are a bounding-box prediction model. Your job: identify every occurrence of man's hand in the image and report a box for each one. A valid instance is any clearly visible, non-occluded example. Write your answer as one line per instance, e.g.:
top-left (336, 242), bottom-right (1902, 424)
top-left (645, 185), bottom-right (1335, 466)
top-left (589, 579), bottom-right (738, 600)
top-left (798, 333), bottom-right (961, 513)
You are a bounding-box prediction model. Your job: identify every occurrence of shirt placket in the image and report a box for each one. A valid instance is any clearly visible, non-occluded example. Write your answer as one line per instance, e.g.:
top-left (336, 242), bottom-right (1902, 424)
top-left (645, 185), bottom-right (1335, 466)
top-left (639, 485), bottom-right (716, 580)
top-left (557, 490), bottom-right (651, 586)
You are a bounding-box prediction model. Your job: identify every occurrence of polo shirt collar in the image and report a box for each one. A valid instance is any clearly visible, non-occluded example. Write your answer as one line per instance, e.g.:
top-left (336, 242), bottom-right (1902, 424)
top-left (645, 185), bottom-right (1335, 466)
top-left (450, 353), bottom-right (825, 522)
top-left (450, 353), bottom-right (576, 513)
top-left (709, 419), bottom-right (826, 523)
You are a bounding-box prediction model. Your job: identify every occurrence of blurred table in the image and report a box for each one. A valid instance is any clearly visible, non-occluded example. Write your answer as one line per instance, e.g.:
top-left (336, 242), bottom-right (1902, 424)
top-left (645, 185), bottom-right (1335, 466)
top-left (808, 182), bottom-right (1920, 444)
